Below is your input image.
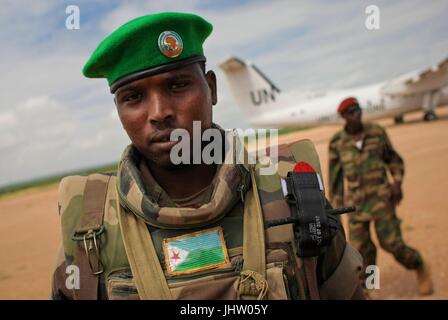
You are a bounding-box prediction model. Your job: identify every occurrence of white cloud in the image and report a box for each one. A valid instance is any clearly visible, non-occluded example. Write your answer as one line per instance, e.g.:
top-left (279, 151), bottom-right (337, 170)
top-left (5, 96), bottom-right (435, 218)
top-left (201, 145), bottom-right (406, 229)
top-left (99, 0), bottom-right (202, 32)
top-left (0, 133), bottom-right (16, 150)
top-left (0, 94), bottom-right (130, 186)
top-left (0, 112), bottom-right (17, 129)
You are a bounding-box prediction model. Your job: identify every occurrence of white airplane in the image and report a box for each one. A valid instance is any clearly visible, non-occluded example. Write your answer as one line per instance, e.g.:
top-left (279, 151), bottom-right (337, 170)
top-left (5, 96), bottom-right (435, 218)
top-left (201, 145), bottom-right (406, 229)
top-left (219, 56), bottom-right (448, 127)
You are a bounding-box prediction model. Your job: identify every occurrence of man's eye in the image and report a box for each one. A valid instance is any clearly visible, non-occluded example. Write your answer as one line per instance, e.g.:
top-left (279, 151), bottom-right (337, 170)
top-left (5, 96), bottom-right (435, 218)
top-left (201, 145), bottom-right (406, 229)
top-left (123, 93), bottom-right (142, 102)
top-left (171, 81), bottom-right (190, 90)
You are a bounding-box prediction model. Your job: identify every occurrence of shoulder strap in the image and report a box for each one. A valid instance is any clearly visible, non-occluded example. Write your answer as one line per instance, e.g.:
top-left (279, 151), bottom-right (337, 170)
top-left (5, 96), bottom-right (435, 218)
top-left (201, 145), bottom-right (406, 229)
top-left (73, 173), bottom-right (111, 300)
top-left (117, 199), bottom-right (173, 300)
top-left (239, 166), bottom-right (268, 300)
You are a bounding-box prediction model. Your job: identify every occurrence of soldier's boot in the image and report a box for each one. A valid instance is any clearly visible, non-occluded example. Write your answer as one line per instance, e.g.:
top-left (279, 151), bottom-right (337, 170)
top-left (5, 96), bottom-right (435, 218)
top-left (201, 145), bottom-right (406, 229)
top-left (416, 262), bottom-right (434, 296)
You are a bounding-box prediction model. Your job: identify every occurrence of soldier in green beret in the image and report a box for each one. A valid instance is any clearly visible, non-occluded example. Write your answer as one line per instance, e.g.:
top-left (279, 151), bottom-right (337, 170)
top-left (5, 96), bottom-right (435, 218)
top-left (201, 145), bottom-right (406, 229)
top-left (51, 12), bottom-right (364, 300)
top-left (329, 97), bottom-right (434, 297)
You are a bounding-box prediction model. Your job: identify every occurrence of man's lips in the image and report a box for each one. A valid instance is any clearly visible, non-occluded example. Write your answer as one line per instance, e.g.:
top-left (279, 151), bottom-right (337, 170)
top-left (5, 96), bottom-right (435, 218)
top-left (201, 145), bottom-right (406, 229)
top-left (152, 140), bottom-right (178, 153)
top-left (149, 130), bottom-right (179, 152)
top-left (150, 130), bottom-right (173, 143)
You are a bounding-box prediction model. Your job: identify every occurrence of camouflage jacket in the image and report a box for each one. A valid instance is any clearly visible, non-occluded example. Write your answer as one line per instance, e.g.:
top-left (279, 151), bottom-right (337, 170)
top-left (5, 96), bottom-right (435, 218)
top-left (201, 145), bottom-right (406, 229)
top-left (52, 138), bottom-right (362, 300)
top-left (329, 123), bottom-right (404, 210)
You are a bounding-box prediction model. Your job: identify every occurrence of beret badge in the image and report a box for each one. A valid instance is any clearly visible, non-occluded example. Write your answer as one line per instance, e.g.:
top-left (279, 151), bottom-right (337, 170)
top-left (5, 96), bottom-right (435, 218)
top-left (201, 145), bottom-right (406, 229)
top-left (158, 31), bottom-right (183, 58)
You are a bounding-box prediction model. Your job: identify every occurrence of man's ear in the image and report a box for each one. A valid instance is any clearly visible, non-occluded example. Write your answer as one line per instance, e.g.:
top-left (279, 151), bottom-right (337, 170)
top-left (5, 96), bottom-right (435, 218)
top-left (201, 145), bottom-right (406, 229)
top-left (205, 70), bottom-right (217, 105)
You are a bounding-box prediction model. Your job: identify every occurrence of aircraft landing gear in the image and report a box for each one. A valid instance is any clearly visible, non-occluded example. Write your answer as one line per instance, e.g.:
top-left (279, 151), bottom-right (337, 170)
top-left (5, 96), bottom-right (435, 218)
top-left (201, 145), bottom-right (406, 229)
top-left (422, 90), bottom-right (440, 122)
top-left (394, 115), bottom-right (404, 124)
top-left (423, 111), bottom-right (438, 122)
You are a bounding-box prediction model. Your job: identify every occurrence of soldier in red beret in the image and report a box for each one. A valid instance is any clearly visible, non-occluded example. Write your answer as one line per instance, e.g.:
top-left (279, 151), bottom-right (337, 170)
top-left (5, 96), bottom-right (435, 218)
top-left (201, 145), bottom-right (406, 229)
top-left (329, 97), bottom-right (433, 297)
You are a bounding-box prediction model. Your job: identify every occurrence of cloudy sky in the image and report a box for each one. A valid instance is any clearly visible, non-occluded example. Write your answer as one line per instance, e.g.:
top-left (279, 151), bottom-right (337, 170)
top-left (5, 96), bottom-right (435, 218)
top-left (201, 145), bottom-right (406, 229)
top-left (1, 0), bottom-right (447, 187)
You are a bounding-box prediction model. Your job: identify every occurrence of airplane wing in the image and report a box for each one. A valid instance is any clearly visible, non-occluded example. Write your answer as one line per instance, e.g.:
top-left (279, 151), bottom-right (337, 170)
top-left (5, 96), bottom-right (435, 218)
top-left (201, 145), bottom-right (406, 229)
top-left (381, 56), bottom-right (448, 95)
top-left (405, 57), bottom-right (448, 85)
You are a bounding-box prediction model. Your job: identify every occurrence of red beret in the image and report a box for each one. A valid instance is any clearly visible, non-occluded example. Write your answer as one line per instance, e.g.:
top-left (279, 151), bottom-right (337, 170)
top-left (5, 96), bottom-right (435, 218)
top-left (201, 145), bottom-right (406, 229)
top-left (338, 97), bottom-right (359, 114)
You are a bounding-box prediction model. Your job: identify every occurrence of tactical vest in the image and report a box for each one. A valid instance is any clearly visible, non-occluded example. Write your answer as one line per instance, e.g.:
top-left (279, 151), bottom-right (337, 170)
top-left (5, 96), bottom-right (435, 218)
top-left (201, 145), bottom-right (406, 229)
top-left (58, 139), bottom-right (343, 300)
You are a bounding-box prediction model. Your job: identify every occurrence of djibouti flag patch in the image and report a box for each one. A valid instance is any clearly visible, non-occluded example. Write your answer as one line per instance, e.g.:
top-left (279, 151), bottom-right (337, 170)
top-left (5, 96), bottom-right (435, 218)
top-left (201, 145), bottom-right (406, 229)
top-left (162, 226), bottom-right (229, 276)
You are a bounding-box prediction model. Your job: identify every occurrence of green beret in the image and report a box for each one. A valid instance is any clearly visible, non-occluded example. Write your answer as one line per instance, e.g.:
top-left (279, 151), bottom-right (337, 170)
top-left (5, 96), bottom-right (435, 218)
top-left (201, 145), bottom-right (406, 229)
top-left (82, 12), bottom-right (213, 93)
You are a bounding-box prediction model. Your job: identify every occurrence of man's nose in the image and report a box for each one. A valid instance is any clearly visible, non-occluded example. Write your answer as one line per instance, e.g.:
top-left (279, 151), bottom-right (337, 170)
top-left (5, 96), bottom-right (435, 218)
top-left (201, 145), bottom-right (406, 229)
top-left (146, 92), bottom-right (174, 125)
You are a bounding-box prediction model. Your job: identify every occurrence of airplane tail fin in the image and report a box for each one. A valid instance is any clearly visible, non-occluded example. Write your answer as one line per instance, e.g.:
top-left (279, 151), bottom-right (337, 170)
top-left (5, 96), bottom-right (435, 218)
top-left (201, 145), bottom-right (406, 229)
top-left (219, 57), bottom-right (281, 120)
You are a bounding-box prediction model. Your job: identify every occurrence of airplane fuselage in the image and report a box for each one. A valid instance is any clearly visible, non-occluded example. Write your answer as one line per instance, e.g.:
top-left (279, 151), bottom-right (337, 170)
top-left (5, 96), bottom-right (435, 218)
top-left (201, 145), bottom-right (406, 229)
top-left (219, 56), bottom-right (448, 128)
top-left (249, 82), bottom-right (448, 127)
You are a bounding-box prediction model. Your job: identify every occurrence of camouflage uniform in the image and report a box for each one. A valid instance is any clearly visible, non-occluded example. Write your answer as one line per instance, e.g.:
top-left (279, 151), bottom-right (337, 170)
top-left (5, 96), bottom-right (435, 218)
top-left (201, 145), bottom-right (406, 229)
top-left (329, 123), bottom-right (423, 284)
top-left (51, 132), bottom-right (363, 300)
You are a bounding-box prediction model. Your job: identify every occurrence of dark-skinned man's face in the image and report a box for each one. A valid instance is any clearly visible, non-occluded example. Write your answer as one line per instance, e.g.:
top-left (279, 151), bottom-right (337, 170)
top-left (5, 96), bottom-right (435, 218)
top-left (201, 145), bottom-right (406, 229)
top-left (341, 104), bottom-right (362, 128)
top-left (114, 63), bottom-right (217, 168)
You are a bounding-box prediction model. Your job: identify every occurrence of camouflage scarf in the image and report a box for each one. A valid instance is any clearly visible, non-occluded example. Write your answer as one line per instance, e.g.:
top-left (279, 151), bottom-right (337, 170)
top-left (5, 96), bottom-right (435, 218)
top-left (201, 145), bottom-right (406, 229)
top-left (116, 128), bottom-right (251, 230)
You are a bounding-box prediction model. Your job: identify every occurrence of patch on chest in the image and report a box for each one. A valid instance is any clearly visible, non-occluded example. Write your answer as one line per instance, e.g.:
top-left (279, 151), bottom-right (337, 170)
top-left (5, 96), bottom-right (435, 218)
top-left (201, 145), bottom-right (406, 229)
top-left (162, 226), bottom-right (229, 276)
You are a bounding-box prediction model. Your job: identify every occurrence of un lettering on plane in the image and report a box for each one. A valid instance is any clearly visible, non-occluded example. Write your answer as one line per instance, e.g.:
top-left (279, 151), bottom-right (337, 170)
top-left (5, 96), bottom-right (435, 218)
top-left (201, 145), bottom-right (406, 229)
top-left (250, 87), bottom-right (277, 106)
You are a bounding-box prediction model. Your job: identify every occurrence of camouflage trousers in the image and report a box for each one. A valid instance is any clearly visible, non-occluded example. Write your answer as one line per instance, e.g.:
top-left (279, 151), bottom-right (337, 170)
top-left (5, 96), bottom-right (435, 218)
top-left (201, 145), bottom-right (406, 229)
top-left (348, 197), bottom-right (423, 284)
